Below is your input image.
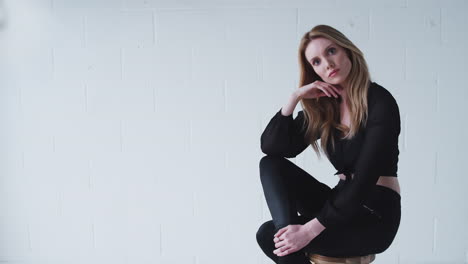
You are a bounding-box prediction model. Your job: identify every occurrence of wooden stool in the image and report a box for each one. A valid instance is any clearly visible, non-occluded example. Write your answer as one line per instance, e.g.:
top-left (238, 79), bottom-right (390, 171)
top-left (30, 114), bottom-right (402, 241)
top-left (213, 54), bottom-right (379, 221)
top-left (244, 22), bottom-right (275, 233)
top-left (306, 252), bottom-right (376, 264)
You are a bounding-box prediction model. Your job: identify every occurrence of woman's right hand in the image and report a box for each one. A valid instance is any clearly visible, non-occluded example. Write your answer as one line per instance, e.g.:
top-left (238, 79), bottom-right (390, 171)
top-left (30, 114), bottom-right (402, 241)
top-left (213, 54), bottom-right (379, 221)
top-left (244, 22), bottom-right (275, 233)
top-left (296, 80), bottom-right (342, 100)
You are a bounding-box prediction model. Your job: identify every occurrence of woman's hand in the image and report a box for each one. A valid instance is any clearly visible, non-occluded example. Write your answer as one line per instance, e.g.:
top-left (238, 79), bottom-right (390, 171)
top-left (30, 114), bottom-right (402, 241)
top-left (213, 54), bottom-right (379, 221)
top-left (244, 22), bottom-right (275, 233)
top-left (272, 224), bottom-right (320, 257)
top-left (296, 80), bottom-right (342, 100)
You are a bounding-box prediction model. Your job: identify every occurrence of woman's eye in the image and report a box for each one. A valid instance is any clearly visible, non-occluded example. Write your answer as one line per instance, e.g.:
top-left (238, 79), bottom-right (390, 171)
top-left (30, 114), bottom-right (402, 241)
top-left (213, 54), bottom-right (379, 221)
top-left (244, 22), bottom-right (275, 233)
top-left (312, 48), bottom-right (336, 66)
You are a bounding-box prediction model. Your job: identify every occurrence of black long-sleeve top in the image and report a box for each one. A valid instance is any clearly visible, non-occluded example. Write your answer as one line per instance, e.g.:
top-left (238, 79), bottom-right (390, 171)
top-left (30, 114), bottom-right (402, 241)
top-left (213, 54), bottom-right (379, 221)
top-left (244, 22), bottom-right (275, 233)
top-left (260, 82), bottom-right (401, 229)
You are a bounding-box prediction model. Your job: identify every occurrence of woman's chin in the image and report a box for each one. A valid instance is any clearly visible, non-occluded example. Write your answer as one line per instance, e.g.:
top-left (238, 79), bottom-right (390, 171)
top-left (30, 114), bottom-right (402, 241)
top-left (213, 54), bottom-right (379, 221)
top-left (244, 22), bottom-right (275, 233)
top-left (326, 80), bottom-right (341, 85)
top-left (327, 78), bottom-right (347, 89)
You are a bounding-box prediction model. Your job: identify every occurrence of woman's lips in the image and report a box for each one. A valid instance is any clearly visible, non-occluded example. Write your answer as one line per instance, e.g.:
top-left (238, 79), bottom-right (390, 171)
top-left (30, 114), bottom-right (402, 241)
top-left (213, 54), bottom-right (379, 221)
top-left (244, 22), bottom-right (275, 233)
top-left (329, 69), bottom-right (339, 77)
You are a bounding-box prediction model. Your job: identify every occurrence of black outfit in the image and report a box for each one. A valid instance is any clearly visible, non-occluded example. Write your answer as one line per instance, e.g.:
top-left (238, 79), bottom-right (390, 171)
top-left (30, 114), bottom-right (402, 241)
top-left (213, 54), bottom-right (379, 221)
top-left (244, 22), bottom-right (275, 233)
top-left (256, 82), bottom-right (401, 263)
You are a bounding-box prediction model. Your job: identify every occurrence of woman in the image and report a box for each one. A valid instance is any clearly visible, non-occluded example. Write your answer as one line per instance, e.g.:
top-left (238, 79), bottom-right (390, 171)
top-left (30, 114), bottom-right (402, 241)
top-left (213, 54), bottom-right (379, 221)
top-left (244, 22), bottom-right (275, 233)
top-left (256, 24), bottom-right (402, 264)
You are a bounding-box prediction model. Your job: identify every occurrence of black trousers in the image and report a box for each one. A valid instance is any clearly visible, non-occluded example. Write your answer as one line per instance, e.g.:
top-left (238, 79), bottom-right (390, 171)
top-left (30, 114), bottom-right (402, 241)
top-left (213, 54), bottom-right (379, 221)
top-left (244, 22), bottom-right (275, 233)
top-left (256, 155), bottom-right (401, 264)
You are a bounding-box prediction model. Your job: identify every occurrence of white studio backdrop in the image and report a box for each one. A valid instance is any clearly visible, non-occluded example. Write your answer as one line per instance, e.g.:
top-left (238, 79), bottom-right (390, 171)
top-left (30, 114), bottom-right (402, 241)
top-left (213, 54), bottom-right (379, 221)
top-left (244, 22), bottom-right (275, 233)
top-left (1, 0), bottom-right (467, 263)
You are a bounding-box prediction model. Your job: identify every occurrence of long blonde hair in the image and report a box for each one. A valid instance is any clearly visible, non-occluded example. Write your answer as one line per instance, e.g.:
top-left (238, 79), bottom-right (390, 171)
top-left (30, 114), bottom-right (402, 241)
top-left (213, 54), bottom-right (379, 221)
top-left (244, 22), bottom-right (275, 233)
top-left (297, 25), bottom-right (371, 160)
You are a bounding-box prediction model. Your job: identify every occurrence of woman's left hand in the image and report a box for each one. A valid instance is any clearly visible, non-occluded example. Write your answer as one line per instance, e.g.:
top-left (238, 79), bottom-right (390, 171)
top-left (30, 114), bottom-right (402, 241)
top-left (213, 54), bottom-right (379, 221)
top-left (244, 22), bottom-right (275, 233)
top-left (272, 224), bottom-right (318, 257)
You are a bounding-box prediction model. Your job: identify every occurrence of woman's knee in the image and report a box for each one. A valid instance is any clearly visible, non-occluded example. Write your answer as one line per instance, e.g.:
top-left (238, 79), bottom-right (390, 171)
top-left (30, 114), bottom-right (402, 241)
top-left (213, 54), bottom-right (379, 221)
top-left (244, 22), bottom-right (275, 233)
top-left (259, 155), bottom-right (288, 175)
top-left (256, 220), bottom-right (275, 247)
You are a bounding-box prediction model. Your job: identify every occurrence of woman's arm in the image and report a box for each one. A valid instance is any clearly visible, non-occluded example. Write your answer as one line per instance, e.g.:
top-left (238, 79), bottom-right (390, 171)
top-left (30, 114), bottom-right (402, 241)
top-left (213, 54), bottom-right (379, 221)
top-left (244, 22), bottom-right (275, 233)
top-left (260, 92), bottom-right (310, 158)
top-left (314, 89), bottom-right (401, 229)
top-left (281, 91), bottom-right (302, 116)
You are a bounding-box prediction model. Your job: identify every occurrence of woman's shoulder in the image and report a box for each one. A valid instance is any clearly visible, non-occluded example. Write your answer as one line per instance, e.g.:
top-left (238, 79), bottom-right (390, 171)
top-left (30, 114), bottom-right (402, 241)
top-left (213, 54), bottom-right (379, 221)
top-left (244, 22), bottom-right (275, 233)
top-left (368, 81), bottom-right (399, 107)
top-left (366, 82), bottom-right (401, 130)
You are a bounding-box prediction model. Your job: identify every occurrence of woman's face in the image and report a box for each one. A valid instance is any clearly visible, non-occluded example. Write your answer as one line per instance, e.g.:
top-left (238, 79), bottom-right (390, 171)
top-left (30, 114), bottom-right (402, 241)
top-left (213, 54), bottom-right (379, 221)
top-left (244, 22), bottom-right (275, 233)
top-left (304, 37), bottom-right (352, 88)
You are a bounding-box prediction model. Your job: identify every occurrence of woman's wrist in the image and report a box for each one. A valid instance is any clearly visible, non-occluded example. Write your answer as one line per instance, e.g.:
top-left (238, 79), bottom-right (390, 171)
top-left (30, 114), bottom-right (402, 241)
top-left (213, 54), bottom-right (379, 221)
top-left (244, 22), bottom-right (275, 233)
top-left (304, 218), bottom-right (326, 237)
top-left (293, 90), bottom-right (302, 101)
top-left (281, 92), bottom-right (302, 116)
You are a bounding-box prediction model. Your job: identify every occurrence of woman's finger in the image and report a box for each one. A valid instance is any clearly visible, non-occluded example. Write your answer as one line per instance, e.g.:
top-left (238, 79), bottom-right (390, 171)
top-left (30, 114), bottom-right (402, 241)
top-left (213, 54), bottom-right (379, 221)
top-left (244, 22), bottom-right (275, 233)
top-left (327, 85), bottom-right (338, 98)
top-left (276, 246), bottom-right (293, 256)
top-left (320, 83), bottom-right (337, 98)
top-left (274, 227), bottom-right (288, 238)
top-left (318, 86), bottom-right (331, 97)
top-left (274, 240), bottom-right (287, 249)
top-left (328, 88), bottom-right (338, 98)
top-left (329, 84), bottom-right (340, 96)
top-left (274, 244), bottom-right (291, 254)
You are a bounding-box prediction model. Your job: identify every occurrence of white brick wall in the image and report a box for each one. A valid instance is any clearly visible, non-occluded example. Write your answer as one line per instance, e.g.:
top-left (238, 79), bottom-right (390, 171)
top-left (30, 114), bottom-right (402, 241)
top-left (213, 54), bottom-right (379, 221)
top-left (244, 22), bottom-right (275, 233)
top-left (0, 0), bottom-right (467, 263)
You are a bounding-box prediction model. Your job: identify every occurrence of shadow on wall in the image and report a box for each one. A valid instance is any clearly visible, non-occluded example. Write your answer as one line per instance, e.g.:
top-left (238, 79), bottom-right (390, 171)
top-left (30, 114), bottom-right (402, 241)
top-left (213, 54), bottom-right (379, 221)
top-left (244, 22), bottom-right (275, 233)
top-left (0, 0), bottom-right (7, 30)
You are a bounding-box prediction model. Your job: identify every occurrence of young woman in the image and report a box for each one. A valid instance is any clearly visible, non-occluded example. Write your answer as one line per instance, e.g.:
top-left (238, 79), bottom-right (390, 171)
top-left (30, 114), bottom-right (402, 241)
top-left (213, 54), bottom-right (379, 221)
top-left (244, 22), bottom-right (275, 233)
top-left (256, 24), bottom-right (402, 264)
